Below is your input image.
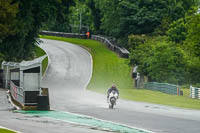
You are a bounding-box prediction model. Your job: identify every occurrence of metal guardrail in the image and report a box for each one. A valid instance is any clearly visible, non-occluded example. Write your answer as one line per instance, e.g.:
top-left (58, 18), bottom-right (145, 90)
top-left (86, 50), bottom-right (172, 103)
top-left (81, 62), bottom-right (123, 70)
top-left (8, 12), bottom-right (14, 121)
top-left (91, 35), bottom-right (130, 58)
top-left (40, 31), bottom-right (130, 58)
top-left (10, 81), bottom-right (24, 104)
top-left (144, 82), bottom-right (181, 95)
top-left (40, 30), bottom-right (87, 39)
top-left (190, 86), bottom-right (200, 99)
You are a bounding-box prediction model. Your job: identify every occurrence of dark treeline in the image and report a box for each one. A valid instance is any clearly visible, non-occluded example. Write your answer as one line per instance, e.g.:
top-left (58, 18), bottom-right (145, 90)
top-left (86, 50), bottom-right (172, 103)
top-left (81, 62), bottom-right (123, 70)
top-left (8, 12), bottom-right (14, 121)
top-left (0, 0), bottom-right (200, 85)
top-left (0, 0), bottom-right (74, 62)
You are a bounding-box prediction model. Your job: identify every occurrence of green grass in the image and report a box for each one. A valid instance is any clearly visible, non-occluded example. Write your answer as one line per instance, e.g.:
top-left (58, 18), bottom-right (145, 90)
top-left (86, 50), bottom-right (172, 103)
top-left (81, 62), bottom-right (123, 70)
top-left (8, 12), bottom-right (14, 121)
top-left (35, 45), bottom-right (48, 75)
top-left (40, 35), bottom-right (200, 110)
top-left (0, 128), bottom-right (16, 133)
top-left (42, 56), bottom-right (48, 75)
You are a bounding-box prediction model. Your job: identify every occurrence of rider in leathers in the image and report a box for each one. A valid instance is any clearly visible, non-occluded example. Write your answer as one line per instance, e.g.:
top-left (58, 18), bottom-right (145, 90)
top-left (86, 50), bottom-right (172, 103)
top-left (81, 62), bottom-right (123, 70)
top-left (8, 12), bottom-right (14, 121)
top-left (107, 84), bottom-right (119, 99)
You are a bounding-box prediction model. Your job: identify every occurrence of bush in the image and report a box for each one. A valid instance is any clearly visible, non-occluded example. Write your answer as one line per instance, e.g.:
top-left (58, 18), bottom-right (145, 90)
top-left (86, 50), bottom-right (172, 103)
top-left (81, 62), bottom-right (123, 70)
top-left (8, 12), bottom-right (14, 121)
top-left (128, 34), bottom-right (147, 50)
top-left (130, 37), bottom-right (188, 84)
top-left (167, 18), bottom-right (187, 44)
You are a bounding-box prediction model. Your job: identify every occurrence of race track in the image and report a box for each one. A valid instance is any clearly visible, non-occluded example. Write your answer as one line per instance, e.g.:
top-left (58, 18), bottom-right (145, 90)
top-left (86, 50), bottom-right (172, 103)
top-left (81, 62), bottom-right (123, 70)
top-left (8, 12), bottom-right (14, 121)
top-left (39, 39), bottom-right (200, 133)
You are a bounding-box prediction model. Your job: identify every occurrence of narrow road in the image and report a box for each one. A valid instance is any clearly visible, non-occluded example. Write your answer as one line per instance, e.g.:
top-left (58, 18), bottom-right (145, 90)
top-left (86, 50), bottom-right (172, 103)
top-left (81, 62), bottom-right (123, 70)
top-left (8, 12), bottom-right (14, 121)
top-left (39, 39), bottom-right (200, 133)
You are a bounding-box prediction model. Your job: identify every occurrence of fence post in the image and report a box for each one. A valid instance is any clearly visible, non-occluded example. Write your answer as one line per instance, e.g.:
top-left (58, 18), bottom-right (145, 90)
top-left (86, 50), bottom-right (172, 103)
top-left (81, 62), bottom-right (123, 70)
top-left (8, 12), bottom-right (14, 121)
top-left (177, 85), bottom-right (179, 96)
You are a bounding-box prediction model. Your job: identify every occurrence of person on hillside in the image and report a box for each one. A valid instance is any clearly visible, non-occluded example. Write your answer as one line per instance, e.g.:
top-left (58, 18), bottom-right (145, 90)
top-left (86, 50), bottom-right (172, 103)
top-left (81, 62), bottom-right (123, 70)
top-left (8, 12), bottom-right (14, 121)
top-left (86, 31), bottom-right (90, 39)
top-left (107, 84), bottom-right (119, 99)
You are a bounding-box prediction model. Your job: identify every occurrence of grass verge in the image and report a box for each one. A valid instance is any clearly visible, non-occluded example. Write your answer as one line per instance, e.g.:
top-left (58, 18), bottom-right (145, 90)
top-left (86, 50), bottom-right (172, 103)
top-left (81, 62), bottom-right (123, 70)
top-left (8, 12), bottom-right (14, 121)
top-left (35, 45), bottom-right (48, 75)
top-left (40, 35), bottom-right (200, 110)
top-left (0, 128), bottom-right (16, 133)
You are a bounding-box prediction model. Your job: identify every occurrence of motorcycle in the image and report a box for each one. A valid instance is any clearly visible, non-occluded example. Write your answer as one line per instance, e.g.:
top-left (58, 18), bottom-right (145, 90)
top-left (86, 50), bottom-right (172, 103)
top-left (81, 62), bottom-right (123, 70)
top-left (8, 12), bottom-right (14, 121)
top-left (107, 90), bottom-right (118, 109)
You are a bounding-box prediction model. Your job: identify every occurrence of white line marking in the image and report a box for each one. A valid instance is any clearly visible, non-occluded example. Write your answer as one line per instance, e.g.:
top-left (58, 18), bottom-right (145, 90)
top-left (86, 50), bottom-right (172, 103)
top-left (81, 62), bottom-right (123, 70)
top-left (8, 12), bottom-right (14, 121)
top-left (81, 47), bottom-right (93, 91)
top-left (59, 111), bottom-right (156, 133)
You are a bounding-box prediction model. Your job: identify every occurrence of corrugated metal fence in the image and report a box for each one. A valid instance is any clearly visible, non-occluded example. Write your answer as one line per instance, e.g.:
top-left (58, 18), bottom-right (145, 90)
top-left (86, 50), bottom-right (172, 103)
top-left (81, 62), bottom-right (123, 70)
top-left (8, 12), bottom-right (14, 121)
top-left (190, 86), bottom-right (200, 99)
top-left (144, 82), bottom-right (181, 95)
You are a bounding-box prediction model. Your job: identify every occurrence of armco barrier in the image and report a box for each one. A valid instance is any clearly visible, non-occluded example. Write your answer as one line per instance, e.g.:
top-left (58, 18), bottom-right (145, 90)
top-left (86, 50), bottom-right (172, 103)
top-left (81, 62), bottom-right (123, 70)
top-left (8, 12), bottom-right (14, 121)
top-left (190, 86), bottom-right (200, 99)
top-left (40, 31), bottom-right (87, 39)
top-left (40, 31), bottom-right (130, 58)
top-left (144, 82), bottom-right (181, 95)
top-left (91, 35), bottom-right (130, 58)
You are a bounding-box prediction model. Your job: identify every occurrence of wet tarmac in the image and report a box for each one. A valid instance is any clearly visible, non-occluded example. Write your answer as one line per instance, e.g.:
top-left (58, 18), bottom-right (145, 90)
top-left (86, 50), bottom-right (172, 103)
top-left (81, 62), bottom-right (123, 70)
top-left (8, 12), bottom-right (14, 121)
top-left (1, 39), bottom-right (200, 133)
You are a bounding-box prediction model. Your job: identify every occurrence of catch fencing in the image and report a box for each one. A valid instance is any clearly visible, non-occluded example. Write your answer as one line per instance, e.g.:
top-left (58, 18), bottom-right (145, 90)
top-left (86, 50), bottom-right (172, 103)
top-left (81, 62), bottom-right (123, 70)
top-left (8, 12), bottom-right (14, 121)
top-left (144, 82), bottom-right (182, 95)
top-left (190, 86), bottom-right (200, 99)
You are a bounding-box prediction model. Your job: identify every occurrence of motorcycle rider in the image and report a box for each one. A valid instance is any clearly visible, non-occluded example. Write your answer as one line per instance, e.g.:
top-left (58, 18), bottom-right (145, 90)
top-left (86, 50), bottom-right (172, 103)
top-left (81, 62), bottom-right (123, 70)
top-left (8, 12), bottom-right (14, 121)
top-left (107, 84), bottom-right (119, 99)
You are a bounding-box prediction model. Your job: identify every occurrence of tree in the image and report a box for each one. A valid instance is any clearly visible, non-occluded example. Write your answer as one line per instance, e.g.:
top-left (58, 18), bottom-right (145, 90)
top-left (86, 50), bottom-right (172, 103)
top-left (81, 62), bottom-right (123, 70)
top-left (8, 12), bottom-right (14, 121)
top-left (42, 0), bottom-right (74, 32)
top-left (0, 0), bottom-right (74, 61)
top-left (99, 0), bottom-right (121, 37)
top-left (85, 0), bottom-right (102, 33)
top-left (0, 0), bottom-right (18, 44)
top-left (130, 37), bottom-right (188, 84)
top-left (184, 13), bottom-right (200, 56)
top-left (167, 18), bottom-right (187, 44)
top-left (128, 34), bottom-right (147, 50)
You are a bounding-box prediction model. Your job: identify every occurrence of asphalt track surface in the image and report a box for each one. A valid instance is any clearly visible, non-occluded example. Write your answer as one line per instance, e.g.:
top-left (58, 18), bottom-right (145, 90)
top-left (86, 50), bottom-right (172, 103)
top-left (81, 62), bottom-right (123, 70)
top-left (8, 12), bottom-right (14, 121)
top-left (39, 39), bottom-right (200, 133)
top-left (1, 39), bottom-right (200, 133)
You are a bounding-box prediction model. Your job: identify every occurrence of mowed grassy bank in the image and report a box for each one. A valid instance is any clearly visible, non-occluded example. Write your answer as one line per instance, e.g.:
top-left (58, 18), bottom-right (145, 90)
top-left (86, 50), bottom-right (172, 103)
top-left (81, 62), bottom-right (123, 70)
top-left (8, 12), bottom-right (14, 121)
top-left (40, 35), bottom-right (200, 110)
top-left (0, 128), bottom-right (16, 133)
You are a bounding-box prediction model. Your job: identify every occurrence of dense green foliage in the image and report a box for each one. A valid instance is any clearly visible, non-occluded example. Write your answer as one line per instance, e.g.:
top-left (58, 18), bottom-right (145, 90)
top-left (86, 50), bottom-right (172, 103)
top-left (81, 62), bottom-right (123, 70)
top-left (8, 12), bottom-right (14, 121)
top-left (42, 0), bottom-right (74, 32)
top-left (129, 7), bottom-right (200, 85)
top-left (1, 0), bottom-right (200, 86)
top-left (0, 0), bottom-right (18, 62)
top-left (69, 0), bottom-right (198, 41)
top-left (65, 0), bottom-right (200, 66)
top-left (0, 0), bottom-right (74, 62)
top-left (130, 37), bottom-right (188, 84)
